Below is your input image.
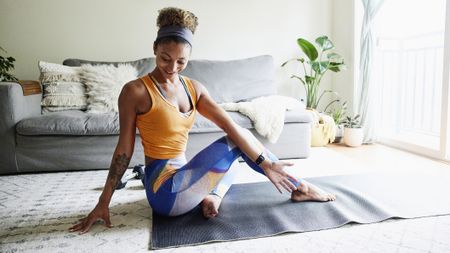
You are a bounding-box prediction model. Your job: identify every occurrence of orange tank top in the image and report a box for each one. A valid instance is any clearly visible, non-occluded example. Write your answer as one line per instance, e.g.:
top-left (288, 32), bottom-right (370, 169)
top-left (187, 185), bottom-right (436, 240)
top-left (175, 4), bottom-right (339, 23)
top-left (136, 75), bottom-right (197, 159)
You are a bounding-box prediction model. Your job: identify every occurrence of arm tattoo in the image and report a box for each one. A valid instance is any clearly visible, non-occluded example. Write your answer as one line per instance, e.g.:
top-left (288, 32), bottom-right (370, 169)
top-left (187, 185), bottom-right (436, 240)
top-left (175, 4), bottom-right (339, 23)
top-left (106, 153), bottom-right (131, 192)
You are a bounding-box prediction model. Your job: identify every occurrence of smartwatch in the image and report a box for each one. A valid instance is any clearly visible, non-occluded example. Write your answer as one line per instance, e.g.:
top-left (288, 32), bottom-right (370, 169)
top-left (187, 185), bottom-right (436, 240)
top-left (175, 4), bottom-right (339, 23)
top-left (255, 153), bottom-right (265, 165)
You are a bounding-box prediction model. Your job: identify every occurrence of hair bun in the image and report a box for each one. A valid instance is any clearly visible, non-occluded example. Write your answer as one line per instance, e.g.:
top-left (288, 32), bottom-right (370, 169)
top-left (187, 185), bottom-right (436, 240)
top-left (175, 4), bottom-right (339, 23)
top-left (157, 7), bottom-right (198, 34)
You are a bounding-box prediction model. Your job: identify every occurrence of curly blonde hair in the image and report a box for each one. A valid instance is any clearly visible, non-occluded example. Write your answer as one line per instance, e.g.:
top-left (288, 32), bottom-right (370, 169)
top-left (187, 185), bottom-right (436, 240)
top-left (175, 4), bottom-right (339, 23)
top-left (157, 7), bottom-right (198, 34)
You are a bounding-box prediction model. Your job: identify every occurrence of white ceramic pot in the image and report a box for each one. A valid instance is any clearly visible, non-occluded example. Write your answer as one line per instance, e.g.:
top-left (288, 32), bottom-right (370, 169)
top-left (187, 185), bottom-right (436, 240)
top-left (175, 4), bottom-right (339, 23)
top-left (343, 127), bottom-right (364, 147)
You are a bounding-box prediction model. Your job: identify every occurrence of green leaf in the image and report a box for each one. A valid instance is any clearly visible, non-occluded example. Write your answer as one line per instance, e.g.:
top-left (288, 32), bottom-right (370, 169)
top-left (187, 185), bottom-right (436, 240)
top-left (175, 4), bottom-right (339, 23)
top-left (328, 62), bottom-right (346, 72)
top-left (311, 61), bottom-right (328, 74)
top-left (327, 52), bottom-right (343, 63)
top-left (281, 58), bottom-right (304, 67)
top-left (315, 36), bottom-right (334, 51)
top-left (297, 38), bottom-right (318, 61)
top-left (305, 75), bottom-right (315, 84)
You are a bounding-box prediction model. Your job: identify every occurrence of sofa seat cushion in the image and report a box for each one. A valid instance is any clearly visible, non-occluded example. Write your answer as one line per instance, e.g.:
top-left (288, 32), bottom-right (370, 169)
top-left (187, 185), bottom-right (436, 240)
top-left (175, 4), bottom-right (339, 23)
top-left (191, 106), bottom-right (312, 133)
top-left (16, 107), bottom-right (312, 136)
top-left (16, 111), bottom-right (119, 136)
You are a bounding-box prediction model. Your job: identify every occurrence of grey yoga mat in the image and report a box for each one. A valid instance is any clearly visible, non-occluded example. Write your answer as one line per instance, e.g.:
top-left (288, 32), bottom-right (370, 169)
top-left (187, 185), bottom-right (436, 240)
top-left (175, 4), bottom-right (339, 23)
top-left (151, 173), bottom-right (450, 249)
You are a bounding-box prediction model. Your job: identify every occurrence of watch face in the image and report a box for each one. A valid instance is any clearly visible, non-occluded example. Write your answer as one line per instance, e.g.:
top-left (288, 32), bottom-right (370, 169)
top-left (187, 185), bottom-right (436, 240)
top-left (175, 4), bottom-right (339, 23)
top-left (256, 154), bottom-right (265, 165)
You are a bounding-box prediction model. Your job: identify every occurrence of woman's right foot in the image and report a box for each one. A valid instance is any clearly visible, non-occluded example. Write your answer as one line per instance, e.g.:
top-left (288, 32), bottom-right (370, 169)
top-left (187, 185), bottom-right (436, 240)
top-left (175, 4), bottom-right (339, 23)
top-left (201, 194), bottom-right (222, 218)
top-left (291, 180), bottom-right (336, 202)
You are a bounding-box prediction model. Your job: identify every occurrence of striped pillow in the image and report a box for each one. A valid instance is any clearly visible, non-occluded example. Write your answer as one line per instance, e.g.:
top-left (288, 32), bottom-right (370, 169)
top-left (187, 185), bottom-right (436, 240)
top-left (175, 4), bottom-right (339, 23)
top-left (38, 61), bottom-right (87, 113)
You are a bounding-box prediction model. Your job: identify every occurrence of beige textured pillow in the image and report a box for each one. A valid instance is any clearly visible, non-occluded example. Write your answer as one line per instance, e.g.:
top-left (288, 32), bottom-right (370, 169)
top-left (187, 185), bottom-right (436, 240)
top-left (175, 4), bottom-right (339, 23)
top-left (80, 64), bottom-right (137, 113)
top-left (38, 61), bottom-right (87, 113)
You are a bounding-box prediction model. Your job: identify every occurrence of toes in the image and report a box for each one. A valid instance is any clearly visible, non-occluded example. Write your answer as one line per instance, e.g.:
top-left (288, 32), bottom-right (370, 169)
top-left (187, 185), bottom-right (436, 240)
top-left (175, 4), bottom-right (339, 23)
top-left (202, 200), bottom-right (219, 218)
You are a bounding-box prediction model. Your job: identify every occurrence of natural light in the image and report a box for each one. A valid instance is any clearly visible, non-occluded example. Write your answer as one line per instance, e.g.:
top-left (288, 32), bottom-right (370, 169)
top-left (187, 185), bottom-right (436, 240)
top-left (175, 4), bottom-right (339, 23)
top-left (373, 0), bottom-right (447, 154)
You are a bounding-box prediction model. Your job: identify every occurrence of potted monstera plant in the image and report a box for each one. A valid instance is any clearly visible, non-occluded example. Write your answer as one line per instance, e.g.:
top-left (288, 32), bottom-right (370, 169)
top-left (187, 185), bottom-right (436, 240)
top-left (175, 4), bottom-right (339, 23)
top-left (282, 36), bottom-right (346, 147)
top-left (342, 114), bottom-right (363, 147)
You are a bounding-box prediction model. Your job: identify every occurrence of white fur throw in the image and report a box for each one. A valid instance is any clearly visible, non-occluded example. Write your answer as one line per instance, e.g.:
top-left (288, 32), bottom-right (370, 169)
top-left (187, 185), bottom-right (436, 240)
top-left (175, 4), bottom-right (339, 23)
top-left (80, 64), bottom-right (137, 113)
top-left (220, 95), bottom-right (304, 143)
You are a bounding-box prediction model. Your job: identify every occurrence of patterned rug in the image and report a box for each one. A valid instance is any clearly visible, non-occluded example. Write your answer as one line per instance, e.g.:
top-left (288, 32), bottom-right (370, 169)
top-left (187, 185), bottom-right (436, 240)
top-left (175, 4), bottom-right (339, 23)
top-left (0, 170), bottom-right (151, 252)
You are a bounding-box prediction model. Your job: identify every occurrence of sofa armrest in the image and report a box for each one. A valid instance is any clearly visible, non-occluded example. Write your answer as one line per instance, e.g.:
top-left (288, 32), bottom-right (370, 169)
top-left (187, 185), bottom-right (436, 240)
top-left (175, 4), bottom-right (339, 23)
top-left (18, 80), bottom-right (42, 96)
top-left (0, 82), bottom-right (42, 174)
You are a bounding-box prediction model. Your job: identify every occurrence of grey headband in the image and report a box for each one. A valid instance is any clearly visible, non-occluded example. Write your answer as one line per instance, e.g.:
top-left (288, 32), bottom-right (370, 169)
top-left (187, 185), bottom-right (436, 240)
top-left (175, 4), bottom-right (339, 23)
top-left (156, 26), bottom-right (194, 47)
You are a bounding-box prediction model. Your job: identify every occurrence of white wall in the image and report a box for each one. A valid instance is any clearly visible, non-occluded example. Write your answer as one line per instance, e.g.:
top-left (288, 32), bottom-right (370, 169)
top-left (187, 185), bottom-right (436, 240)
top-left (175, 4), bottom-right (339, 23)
top-left (331, 0), bottom-right (358, 114)
top-left (0, 0), bottom-right (354, 102)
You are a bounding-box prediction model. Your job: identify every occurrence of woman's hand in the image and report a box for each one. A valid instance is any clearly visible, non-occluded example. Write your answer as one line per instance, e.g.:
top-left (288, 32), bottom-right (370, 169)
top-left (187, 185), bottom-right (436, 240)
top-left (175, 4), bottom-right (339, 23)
top-left (261, 160), bottom-right (298, 193)
top-left (69, 203), bottom-right (113, 234)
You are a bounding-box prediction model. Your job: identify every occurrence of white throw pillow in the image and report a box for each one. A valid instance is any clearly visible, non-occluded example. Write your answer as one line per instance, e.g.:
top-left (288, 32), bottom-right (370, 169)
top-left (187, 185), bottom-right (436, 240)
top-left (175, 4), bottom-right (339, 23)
top-left (80, 64), bottom-right (137, 113)
top-left (38, 61), bottom-right (87, 113)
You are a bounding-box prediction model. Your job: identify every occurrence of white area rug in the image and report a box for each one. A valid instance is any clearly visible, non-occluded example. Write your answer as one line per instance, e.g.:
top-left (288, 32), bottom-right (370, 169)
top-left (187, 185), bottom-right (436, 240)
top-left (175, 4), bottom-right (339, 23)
top-left (1, 156), bottom-right (450, 252)
top-left (0, 170), bottom-right (151, 252)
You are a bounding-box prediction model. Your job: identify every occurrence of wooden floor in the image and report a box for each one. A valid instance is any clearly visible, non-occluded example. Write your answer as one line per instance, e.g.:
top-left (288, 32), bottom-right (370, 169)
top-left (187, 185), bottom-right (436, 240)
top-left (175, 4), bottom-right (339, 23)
top-left (234, 143), bottom-right (450, 183)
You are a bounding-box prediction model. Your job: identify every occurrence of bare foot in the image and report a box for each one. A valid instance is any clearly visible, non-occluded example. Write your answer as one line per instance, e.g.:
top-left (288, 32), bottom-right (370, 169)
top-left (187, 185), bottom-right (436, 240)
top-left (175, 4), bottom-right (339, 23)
top-left (201, 194), bottom-right (222, 218)
top-left (291, 180), bottom-right (336, 202)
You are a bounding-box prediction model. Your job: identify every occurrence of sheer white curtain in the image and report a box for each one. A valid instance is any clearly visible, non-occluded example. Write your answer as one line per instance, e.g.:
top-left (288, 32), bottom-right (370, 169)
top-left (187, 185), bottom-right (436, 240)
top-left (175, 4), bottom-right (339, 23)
top-left (357, 0), bottom-right (385, 143)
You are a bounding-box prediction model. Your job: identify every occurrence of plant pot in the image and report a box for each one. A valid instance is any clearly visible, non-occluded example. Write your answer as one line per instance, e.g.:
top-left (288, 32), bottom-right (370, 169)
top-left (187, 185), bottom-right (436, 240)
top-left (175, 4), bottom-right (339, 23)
top-left (343, 127), bottom-right (363, 147)
top-left (333, 124), bottom-right (344, 143)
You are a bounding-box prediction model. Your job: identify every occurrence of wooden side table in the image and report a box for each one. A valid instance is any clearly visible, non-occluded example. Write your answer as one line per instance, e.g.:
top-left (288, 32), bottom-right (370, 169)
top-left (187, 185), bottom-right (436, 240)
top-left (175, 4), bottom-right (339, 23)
top-left (18, 80), bottom-right (41, 96)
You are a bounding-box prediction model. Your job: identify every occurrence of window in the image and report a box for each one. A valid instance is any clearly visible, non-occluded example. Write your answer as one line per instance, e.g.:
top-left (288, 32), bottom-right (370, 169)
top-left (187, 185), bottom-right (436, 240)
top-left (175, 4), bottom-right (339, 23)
top-left (373, 0), bottom-right (449, 158)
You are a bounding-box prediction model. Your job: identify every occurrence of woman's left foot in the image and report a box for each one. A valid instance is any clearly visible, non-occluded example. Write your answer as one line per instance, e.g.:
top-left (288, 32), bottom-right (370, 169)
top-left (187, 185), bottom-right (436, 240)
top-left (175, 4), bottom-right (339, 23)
top-left (291, 180), bottom-right (337, 202)
top-left (201, 194), bottom-right (222, 218)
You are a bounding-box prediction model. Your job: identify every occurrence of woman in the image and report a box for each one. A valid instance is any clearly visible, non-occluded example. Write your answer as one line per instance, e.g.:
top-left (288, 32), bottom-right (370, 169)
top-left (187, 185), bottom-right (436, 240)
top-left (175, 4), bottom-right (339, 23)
top-left (69, 7), bottom-right (335, 234)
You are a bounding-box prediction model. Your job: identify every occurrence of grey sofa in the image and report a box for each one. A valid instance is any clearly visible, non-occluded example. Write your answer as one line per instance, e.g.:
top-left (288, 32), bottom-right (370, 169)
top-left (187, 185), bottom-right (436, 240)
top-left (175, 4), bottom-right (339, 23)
top-left (0, 55), bottom-right (312, 175)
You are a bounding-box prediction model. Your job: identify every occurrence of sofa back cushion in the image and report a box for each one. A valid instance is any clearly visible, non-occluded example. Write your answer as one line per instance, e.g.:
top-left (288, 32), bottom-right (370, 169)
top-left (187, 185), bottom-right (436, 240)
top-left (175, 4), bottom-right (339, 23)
top-left (63, 57), bottom-right (155, 78)
top-left (182, 55), bottom-right (276, 103)
top-left (63, 55), bottom-right (276, 103)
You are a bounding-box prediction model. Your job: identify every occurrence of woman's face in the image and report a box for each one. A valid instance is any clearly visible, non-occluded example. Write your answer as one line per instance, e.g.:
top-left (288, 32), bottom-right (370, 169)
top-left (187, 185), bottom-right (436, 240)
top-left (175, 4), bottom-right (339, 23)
top-left (154, 41), bottom-right (191, 80)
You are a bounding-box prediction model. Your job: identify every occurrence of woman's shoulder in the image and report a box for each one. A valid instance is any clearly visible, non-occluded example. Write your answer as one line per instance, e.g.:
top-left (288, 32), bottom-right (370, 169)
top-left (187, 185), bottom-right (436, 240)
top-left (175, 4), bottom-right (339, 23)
top-left (121, 78), bottom-right (147, 96)
top-left (182, 76), bottom-right (204, 97)
top-left (118, 78), bottom-right (150, 106)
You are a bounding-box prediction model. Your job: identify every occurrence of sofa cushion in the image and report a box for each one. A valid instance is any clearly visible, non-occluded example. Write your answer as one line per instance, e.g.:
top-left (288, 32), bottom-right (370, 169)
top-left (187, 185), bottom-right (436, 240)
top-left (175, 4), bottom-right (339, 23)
top-left (80, 64), bottom-right (138, 113)
top-left (182, 55), bottom-right (277, 103)
top-left (63, 55), bottom-right (277, 104)
top-left (16, 111), bottom-right (119, 136)
top-left (38, 61), bottom-right (87, 113)
top-left (16, 107), bottom-right (311, 136)
top-left (63, 57), bottom-right (155, 78)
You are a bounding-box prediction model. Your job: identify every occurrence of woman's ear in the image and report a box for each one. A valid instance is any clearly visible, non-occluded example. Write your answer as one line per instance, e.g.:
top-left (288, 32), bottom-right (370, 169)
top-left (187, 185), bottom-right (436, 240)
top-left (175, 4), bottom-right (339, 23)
top-left (153, 42), bottom-right (157, 55)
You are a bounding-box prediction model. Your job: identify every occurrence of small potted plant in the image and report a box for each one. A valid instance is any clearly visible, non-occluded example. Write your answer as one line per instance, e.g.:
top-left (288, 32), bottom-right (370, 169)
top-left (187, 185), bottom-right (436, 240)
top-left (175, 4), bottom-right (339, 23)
top-left (0, 46), bottom-right (18, 82)
top-left (342, 114), bottom-right (363, 147)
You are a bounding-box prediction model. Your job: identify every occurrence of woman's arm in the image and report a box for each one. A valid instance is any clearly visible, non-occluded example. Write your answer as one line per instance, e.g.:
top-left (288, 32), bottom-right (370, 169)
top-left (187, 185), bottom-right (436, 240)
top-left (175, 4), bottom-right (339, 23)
top-left (97, 83), bottom-right (138, 206)
top-left (69, 82), bottom-right (139, 234)
top-left (193, 81), bottom-right (297, 193)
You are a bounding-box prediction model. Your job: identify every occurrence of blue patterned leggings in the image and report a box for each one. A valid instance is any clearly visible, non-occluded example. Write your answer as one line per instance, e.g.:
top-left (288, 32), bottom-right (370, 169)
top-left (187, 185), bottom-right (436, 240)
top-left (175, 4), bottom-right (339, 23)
top-left (143, 135), bottom-right (300, 216)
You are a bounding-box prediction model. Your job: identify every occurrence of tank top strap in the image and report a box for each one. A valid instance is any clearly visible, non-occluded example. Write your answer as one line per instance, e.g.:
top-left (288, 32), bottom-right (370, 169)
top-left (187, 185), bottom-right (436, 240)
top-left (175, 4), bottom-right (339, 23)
top-left (179, 76), bottom-right (197, 107)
